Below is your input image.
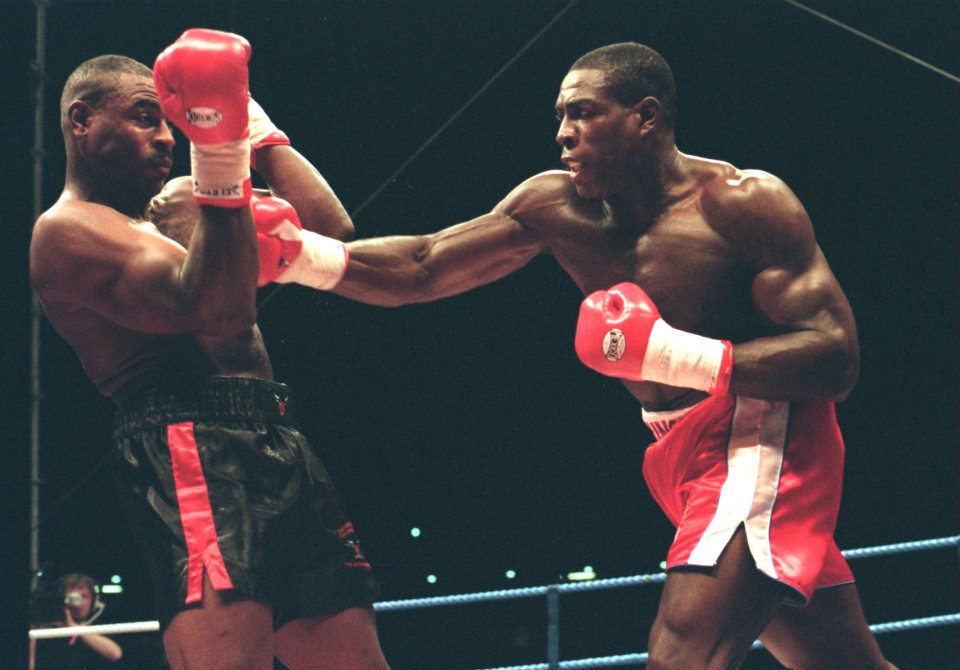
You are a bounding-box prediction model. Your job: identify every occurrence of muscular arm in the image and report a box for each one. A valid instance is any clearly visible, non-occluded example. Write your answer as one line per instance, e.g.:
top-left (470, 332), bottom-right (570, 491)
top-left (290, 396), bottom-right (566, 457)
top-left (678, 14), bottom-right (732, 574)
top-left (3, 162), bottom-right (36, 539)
top-left (253, 144), bottom-right (354, 241)
top-left (30, 199), bottom-right (258, 336)
top-left (334, 174), bottom-right (559, 305)
top-left (336, 211), bottom-right (542, 306)
top-left (716, 172), bottom-right (859, 401)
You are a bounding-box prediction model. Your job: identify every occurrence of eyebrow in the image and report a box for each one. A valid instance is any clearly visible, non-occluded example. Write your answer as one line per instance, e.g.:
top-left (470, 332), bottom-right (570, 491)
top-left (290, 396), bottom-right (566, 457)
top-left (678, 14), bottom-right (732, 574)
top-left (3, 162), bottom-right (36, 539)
top-left (555, 96), bottom-right (597, 114)
top-left (132, 98), bottom-right (161, 110)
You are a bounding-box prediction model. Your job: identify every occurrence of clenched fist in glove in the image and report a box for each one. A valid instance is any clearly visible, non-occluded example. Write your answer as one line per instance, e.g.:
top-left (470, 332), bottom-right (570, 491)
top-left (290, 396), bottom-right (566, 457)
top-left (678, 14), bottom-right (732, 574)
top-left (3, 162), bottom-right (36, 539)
top-left (154, 29), bottom-right (252, 207)
top-left (252, 195), bottom-right (349, 289)
top-left (574, 282), bottom-right (733, 395)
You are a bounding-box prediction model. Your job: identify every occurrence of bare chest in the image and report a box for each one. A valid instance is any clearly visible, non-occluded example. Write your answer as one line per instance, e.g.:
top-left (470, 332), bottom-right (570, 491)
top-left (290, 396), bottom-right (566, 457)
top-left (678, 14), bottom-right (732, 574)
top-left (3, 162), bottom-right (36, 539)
top-left (546, 208), bottom-right (756, 335)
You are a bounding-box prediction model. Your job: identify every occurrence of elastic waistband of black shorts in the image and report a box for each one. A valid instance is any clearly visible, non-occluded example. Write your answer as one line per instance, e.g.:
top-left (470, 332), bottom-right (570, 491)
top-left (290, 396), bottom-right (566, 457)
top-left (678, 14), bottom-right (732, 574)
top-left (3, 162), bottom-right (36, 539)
top-left (112, 376), bottom-right (296, 437)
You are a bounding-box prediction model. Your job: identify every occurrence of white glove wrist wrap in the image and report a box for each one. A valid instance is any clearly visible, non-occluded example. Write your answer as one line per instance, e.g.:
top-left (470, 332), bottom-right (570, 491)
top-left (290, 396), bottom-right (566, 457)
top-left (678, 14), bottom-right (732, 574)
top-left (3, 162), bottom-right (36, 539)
top-left (277, 230), bottom-right (349, 290)
top-left (641, 319), bottom-right (728, 393)
top-left (190, 139), bottom-right (251, 204)
top-left (248, 97), bottom-right (281, 147)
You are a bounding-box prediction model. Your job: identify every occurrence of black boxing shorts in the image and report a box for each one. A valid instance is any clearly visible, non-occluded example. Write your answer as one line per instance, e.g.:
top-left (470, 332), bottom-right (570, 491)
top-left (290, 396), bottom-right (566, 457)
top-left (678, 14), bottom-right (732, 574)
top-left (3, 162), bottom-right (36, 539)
top-left (111, 375), bottom-right (380, 629)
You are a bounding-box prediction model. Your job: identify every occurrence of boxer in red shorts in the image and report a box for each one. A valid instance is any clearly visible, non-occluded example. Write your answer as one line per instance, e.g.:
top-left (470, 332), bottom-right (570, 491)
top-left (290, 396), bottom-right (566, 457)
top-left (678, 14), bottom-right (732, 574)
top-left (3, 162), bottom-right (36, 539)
top-left (322, 42), bottom-right (897, 668)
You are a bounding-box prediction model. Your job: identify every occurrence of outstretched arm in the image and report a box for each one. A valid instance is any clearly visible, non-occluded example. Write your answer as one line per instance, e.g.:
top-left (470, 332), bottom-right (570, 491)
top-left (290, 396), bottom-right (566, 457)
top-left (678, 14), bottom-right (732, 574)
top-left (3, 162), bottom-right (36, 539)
top-left (332, 172), bottom-right (562, 306)
top-left (336, 208), bottom-right (544, 306)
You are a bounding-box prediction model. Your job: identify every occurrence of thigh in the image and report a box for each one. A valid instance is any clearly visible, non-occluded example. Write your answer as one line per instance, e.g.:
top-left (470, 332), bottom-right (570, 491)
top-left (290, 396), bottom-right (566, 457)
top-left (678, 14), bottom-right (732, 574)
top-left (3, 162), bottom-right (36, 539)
top-left (649, 526), bottom-right (788, 669)
top-left (274, 606), bottom-right (389, 670)
top-left (162, 575), bottom-right (274, 670)
top-left (760, 583), bottom-right (896, 670)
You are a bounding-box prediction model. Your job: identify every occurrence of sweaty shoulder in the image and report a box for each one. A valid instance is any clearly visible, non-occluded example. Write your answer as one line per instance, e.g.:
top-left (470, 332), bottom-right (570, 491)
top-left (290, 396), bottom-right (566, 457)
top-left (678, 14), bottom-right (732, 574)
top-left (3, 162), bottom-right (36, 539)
top-left (699, 163), bottom-right (817, 269)
top-left (30, 201), bottom-right (98, 293)
top-left (30, 198), bottom-right (183, 304)
top-left (494, 170), bottom-right (596, 229)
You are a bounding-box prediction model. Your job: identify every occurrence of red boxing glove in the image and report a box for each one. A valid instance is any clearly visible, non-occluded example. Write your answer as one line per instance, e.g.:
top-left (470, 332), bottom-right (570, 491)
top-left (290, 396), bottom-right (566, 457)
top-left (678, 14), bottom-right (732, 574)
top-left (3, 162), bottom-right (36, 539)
top-left (574, 282), bottom-right (733, 395)
top-left (252, 196), bottom-right (348, 289)
top-left (154, 29), bottom-right (250, 145)
top-left (154, 29), bottom-right (252, 207)
top-left (252, 195), bottom-right (304, 286)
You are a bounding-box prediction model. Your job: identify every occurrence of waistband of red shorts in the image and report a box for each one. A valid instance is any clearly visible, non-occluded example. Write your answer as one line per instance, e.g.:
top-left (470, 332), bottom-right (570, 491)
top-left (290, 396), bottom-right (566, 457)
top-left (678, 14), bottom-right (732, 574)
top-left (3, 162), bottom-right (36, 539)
top-left (641, 400), bottom-right (704, 440)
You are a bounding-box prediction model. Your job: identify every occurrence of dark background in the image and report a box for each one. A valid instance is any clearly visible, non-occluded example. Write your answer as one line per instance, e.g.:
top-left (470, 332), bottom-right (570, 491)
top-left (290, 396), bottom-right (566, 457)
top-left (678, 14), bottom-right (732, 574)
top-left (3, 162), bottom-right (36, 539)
top-left (2, 1), bottom-right (957, 668)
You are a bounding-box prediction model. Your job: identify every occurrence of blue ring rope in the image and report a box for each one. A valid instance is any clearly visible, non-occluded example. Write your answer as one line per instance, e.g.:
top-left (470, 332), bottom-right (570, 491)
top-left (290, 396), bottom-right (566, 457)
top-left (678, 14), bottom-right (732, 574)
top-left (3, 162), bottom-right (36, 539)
top-left (471, 615), bottom-right (960, 670)
top-left (374, 535), bottom-right (958, 612)
top-left (370, 535), bottom-right (958, 670)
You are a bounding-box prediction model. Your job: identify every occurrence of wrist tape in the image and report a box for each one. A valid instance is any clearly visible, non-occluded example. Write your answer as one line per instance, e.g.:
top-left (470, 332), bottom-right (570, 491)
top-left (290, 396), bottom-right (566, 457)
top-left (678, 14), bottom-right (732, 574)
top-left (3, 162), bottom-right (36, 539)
top-left (641, 319), bottom-right (733, 395)
top-left (278, 230), bottom-right (349, 290)
top-left (190, 139), bottom-right (251, 207)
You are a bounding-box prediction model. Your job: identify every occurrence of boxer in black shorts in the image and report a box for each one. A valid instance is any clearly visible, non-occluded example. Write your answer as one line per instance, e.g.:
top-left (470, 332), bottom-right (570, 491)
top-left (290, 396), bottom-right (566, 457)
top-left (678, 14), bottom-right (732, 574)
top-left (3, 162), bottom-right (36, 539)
top-left (30, 31), bottom-right (389, 669)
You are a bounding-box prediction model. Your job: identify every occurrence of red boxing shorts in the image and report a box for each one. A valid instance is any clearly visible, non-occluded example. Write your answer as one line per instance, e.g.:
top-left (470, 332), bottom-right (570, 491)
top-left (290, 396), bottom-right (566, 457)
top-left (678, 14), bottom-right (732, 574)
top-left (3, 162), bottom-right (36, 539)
top-left (642, 394), bottom-right (854, 605)
top-left (111, 376), bottom-right (381, 628)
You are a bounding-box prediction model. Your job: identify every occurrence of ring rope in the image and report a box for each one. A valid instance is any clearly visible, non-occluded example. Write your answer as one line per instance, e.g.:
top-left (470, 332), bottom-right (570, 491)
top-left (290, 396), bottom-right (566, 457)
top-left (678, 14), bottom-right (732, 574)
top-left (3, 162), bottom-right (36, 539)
top-left (779, 0), bottom-right (960, 85)
top-left (471, 614), bottom-right (960, 670)
top-left (28, 536), bottom-right (958, 641)
top-left (377, 535), bottom-right (958, 611)
top-left (375, 572), bottom-right (671, 612)
top-left (30, 620), bottom-right (159, 639)
top-left (841, 535), bottom-right (959, 559)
